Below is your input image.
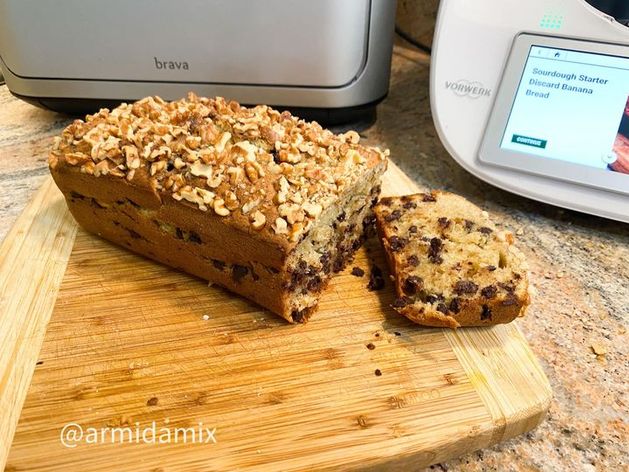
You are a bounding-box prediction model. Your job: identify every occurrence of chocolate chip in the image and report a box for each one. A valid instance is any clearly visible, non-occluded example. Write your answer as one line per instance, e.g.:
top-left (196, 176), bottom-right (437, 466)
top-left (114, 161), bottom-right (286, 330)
top-left (306, 275), bottom-right (323, 292)
top-left (422, 193), bottom-right (436, 202)
top-left (428, 237), bottom-right (443, 264)
top-left (403, 275), bottom-right (424, 295)
top-left (332, 256), bottom-right (345, 273)
top-left (464, 220), bottom-right (474, 231)
top-left (291, 309), bottom-right (307, 323)
top-left (481, 305), bottom-right (492, 320)
top-left (212, 259), bottom-right (225, 271)
top-left (480, 285), bottom-right (497, 299)
top-left (389, 236), bottom-right (408, 252)
top-left (166, 161), bottom-right (175, 171)
top-left (319, 252), bottom-right (331, 274)
top-left (498, 282), bottom-right (515, 293)
top-left (125, 228), bottom-right (143, 240)
top-left (425, 294), bottom-right (444, 304)
top-left (454, 280), bottom-right (479, 295)
top-left (487, 265), bottom-right (497, 271)
top-left (188, 231), bottom-right (202, 244)
top-left (363, 214), bottom-right (376, 230)
top-left (384, 209), bottom-right (402, 222)
top-left (337, 211), bottom-right (346, 222)
top-left (403, 201), bottom-right (417, 209)
top-left (232, 264), bottom-right (249, 282)
top-left (379, 198), bottom-right (393, 207)
top-left (351, 267), bottom-right (365, 277)
top-left (502, 294), bottom-right (519, 306)
top-left (437, 217), bottom-right (451, 229)
top-left (408, 225), bottom-right (418, 234)
top-left (479, 226), bottom-right (493, 235)
top-left (406, 255), bottom-right (419, 267)
top-left (367, 265), bottom-right (385, 291)
top-left (436, 303), bottom-right (449, 314)
top-left (175, 227), bottom-right (184, 240)
top-left (392, 297), bottom-right (411, 308)
top-left (449, 297), bottom-right (462, 313)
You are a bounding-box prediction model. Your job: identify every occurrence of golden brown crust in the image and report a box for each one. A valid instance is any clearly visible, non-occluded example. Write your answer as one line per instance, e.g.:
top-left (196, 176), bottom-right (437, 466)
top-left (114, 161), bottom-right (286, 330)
top-left (374, 191), bottom-right (530, 328)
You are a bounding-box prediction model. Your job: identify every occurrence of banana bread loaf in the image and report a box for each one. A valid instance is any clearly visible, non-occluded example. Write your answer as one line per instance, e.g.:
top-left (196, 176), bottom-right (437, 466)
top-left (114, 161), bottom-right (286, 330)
top-left (374, 191), bottom-right (530, 328)
top-left (49, 94), bottom-right (388, 323)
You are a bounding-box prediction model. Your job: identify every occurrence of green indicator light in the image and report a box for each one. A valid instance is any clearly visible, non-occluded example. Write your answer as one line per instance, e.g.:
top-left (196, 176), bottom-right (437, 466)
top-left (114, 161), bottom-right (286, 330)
top-left (540, 13), bottom-right (563, 29)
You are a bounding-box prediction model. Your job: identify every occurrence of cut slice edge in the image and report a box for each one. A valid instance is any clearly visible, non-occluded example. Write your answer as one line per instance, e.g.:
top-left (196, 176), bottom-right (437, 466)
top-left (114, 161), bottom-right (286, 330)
top-left (374, 190), bottom-right (530, 328)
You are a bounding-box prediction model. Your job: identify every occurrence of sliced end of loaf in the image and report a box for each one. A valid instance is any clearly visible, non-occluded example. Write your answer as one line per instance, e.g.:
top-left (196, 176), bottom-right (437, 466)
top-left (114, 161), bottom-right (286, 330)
top-left (374, 191), bottom-right (530, 328)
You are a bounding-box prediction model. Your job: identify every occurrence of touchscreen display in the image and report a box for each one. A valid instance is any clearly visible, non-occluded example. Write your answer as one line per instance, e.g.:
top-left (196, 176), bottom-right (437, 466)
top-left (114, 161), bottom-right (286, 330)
top-left (500, 45), bottom-right (629, 176)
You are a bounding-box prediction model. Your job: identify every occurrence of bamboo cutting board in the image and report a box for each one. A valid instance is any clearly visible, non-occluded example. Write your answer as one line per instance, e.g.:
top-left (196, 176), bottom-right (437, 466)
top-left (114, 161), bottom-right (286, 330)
top-left (1, 163), bottom-right (551, 471)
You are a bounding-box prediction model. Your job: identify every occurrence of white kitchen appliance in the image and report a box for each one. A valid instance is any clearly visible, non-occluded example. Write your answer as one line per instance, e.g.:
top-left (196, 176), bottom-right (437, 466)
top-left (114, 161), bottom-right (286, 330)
top-left (431, 0), bottom-right (629, 223)
top-left (0, 0), bottom-right (396, 126)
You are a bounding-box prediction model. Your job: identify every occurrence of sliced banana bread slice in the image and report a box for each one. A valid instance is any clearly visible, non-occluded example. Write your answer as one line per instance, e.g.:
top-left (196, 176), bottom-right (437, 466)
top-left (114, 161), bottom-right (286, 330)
top-left (374, 191), bottom-right (530, 328)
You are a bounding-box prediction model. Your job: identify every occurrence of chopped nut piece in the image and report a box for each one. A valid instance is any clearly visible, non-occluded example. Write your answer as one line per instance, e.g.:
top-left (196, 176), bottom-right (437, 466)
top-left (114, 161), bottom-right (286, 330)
top-left (214, 131), bottom-right (231, 153)
top-left (344, 130), bottom-right (360, 144)
top-left (272, 217), bottom-right (288, 234)
top-left (123, 146), bottom-right (141, 170)
top-left (241, 198), bottom-right (261, 215)
top-left (190, 161), bottom-right (213, 179)
top-left (224, 191), bottom-right (239, 210)
top-left (245, 162), bottom-right (259, 182)
top-left (64, 152), bottom-right (90, 166)
top-left (206, 173), bottom-right (223, 189)
top-left (250, 210), bottom-right (266, 230)
top-left (213, 198), bottom-right (230, 216)
top-left (226, 166), bottom-right (243, 184)
top-left (302, 202), bottom-right (323, 218)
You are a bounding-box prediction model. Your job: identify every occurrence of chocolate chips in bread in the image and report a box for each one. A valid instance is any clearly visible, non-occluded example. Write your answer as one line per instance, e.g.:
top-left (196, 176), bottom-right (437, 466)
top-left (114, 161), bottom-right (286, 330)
top-left (49, 94), bottom-right (388, 323)
top-left (374, 191), bottom-right (530, 328)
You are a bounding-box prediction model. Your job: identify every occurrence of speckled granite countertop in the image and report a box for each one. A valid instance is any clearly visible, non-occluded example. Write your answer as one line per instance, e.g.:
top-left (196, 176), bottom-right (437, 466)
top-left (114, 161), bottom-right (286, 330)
top-left (0, 44), bottom-right (627, 471)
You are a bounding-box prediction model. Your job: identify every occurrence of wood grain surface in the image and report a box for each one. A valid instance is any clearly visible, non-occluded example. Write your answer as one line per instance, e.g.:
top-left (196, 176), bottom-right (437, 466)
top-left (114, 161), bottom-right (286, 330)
top-left (2, 164), bottom-right (551, 471)
top-left (0, 179), bottom-right (77, 469)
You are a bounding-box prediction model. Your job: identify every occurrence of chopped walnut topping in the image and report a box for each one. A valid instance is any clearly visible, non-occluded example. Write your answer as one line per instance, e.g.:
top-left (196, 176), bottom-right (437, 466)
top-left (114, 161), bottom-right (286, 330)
top-left (52, 94), bottom-right (388, 238)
